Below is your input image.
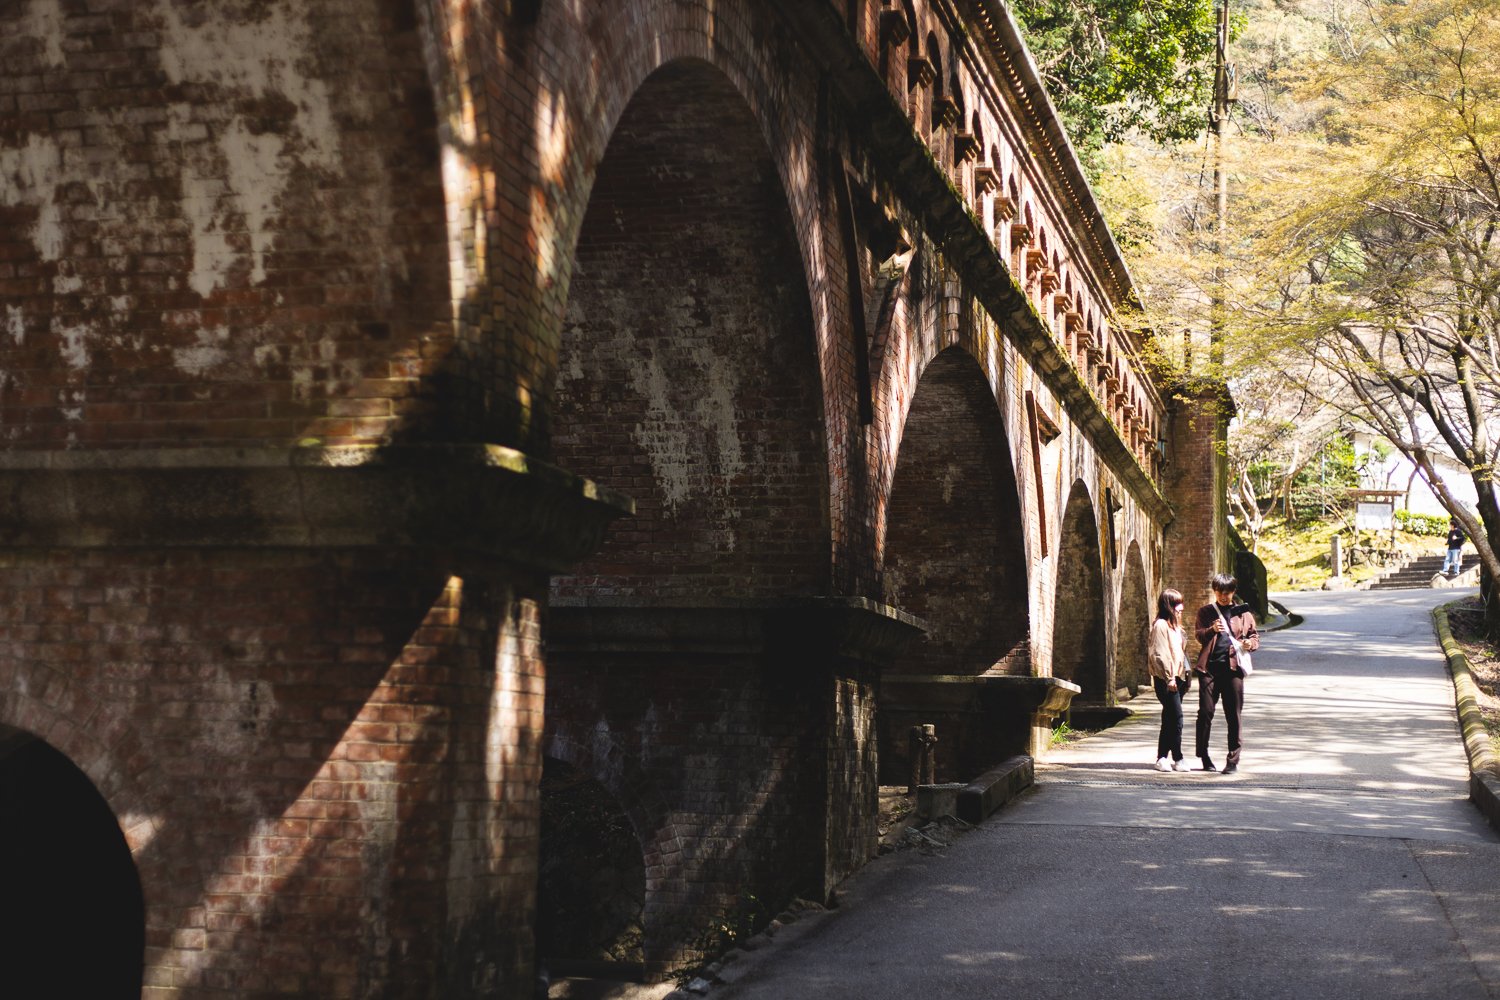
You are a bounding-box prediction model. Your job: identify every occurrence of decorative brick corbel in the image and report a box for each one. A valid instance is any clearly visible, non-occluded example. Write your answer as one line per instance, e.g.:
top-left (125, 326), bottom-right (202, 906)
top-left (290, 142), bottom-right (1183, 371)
top-left (974, 166), bottom-right (999, 195)
top-left (880, 7), bottom-right (911, 47)
top-left (954, 132), bottom-right (980, 163)
top-left (907, 56), bottom-right (935, 91)
top-left (1068, 315), bottom-right (1090, 351)
top-left (931, 94), bottom-right (959, 130)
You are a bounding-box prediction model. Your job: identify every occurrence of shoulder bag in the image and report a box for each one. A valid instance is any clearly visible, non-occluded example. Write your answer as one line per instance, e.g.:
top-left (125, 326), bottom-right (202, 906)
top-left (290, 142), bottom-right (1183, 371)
top-left (1215, 604), bottom-right (1253, 676)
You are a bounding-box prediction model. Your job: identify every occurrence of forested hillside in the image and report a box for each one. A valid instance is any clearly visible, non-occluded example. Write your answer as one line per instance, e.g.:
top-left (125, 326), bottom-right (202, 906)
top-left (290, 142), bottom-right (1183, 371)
top-left (1018, 0), bottom-right (1500, 635)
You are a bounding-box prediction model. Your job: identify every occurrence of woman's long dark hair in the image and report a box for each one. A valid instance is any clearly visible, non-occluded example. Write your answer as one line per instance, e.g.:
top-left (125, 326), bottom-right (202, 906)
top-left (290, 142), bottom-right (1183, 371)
top-left (1156, 588), bottom-right (1183, 627)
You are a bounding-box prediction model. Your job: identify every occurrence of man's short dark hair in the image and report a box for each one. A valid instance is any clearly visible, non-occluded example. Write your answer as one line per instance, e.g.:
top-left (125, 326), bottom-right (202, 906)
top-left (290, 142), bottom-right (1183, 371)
top-left (1210, 572), bottom-right (1238, 592)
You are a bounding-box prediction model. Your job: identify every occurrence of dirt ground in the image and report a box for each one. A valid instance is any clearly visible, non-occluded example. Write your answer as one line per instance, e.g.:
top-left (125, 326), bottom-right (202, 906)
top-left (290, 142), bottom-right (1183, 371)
top-left (1446, 596), bottom-right (1500, 753)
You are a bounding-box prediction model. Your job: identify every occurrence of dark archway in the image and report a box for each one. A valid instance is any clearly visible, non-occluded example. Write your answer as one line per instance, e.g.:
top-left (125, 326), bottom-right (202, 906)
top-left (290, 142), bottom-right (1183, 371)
top-left (545, 58), bottom-right (831, 978)
top-left (1115, 540), bottom-right (1151, 697)
top-left (1053, 480), bottom-right (1108, 705)
top-left (0, 729), bottom-right (144, 998)
top-left (537, 756), bottom-right (646, 977)
top-left (551, 58), bottom-right (828, 602)
top-left (878, 347), bottom-right (1031, 782)
top-left (884, 347), bottom-right (1030, 676)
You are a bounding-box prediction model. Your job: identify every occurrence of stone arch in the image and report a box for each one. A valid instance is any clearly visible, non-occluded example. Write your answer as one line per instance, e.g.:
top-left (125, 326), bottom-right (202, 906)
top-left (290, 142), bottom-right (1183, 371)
top-left (539, 731), bottom-right (685, 976)
top-left (550, 58), bottom-right (830, 601)
top-left (544, 55), bottom-right (837, 980)
top-left (0, 726), bottom-right (145, 998)
top-left (1116, 541), bottom-right (1152, 697)
top-left (0, 666), bottom-right (201, 926)
top-left (883, 346), bottom-right (1030, 676)
top-left (1053, 479), bottom-right (1108, 705)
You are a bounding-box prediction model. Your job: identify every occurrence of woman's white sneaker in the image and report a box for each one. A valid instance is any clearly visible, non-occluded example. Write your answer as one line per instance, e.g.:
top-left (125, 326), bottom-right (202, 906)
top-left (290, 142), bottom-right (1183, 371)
top-left (1172, 759), bottom-right (1189, 771)
top-left (1155, 757), bottom-right (1173, 772)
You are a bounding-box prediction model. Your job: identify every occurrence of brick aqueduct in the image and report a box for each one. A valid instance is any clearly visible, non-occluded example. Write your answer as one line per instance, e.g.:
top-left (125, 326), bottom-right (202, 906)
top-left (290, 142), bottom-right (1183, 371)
top-left (0, 0), bottom-right (1226, 996)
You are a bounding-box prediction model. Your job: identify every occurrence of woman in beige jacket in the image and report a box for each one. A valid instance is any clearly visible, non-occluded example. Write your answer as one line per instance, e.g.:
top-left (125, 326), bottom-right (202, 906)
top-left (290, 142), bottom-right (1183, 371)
top-left (1149, 588), bottom-right (1191, 772)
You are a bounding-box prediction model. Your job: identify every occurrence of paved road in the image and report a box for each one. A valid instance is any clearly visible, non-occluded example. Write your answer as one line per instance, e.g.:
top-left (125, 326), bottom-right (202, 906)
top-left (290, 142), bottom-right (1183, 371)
top-left (712, 587), bottom-right (1500, 1000)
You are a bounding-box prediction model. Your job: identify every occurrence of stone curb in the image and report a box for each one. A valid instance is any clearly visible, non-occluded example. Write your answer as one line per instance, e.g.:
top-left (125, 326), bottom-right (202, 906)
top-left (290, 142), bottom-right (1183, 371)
top-left (1430, 604), bottom-right (1500, 831)
top-left (957, 755), bottom-right (1034, 824)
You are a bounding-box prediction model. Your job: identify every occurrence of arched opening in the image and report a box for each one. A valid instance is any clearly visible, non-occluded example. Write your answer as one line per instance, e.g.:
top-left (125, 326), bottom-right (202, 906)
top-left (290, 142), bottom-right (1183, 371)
top-left (551, 58), bottom-right (828, 602)
top-left (546, 58), bottom-right (831, 978)
top-left (0, 729), bottom-right (144, 997)
top-left (1116, 541), bottom-right (1151, 698)
top-left (1053, 480), bottom-right (1108, 707)
top-left (880, 347), bottom-right (1030, 781)
top-left (885, 347), bottom-right (1029, 676)
top-left (537, 756), bottom-right (646, 979)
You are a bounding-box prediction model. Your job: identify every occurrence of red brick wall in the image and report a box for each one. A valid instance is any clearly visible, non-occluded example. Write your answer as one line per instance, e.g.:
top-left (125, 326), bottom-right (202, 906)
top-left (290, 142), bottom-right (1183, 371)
top-left (543, 647), bottom-right (829, 976)
top-left (0, 0), bottom-right (1203, 994)
top-left (1163, 387), bottom-right (1232, 629)
top-left (1116, 540), bottom-right (1151, 693)
top-left (0, 548), bottom-right (547, 996)
top-left (0, 0), bottom-right (452, 450)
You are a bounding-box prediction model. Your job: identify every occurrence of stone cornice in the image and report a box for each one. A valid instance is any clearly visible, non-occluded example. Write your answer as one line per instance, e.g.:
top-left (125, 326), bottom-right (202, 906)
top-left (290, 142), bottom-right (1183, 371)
top-left (786, 4), bottom-right (1172, 524)
top-left (0, 444), bottom-right (634, 574)
top-left (959, 0), bottom-right (1139, 306)
top-left (547, 597), bottom-right (928, 663)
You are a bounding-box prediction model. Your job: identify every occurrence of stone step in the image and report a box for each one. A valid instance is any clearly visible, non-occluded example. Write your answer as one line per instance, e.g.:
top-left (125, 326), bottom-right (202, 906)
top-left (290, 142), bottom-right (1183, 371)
top-left (1369, 555), bottom-right (1453, 590)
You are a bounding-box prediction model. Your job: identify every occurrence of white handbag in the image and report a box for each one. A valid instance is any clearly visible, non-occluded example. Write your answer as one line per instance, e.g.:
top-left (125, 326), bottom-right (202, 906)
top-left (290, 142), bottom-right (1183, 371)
top-left (1216, 605), bottom-right (1254, 676)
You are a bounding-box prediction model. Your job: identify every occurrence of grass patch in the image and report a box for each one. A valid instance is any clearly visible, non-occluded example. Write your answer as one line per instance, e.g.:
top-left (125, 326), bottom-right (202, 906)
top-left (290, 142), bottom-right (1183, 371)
top-left (1251, 516), bottom-right (1447, 591)
top-left (1049, 721), bottom-right (1090, 748)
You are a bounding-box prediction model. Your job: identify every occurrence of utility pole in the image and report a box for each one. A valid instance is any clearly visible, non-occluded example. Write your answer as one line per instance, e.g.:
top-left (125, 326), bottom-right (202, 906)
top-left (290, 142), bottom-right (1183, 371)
top-left (1210, 0), bottom-right (1233, 370)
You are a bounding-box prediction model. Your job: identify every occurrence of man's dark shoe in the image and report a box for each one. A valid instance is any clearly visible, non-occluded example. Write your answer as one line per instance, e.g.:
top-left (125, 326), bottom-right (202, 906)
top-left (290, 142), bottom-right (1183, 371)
top-left (1222, 763), bottom-right (1238, 775)
top-left (1200, 758), bottom-right (1217, 772)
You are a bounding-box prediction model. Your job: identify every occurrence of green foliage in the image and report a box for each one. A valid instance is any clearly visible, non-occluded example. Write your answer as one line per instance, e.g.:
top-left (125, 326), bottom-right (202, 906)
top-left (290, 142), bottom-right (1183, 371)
top-left (1395, 509), bottom-right (1449, 536)
top-left (1287, 433), bottom-right (1358, 523)
top-left (1049, 720), bottom-right (1081, 746)
top-left (1011, 0), bottom-right (1225, 163)
top-left (671, 893), bottom-right (770, 985)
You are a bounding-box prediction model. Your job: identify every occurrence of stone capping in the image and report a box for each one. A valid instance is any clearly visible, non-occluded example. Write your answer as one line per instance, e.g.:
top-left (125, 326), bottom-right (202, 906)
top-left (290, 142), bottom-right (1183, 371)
top-left (956, 754), bottom-right (1034, 823)
top-left (1431, 603), bottom-right (1500, 831)
top-left (784, 4), bottom-right (1172, 524)
top-left (0, 444), bottom-right (634, 574)
top-left (546, 596), bottom-right (928, 663)
top-left (962, 0), bottom-right (1137, 304)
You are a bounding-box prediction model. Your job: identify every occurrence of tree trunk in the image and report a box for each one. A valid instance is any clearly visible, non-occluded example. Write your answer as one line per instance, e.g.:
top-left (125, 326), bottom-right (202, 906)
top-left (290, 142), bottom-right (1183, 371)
top-left (1474, 491), bottom-right (1500, 645)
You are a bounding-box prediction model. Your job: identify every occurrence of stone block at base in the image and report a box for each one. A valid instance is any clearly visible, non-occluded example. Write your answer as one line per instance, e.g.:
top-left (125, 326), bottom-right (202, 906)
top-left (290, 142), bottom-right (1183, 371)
top-left (956, 755), bottom-right (1034, 824)
top-left (917, 783), bottom-right (966, 821)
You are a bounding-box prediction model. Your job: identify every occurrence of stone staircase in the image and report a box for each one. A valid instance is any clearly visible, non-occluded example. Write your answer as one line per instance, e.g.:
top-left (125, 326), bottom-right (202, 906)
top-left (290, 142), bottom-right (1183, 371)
top-left (1368, 553), bottom-right (1450, 590)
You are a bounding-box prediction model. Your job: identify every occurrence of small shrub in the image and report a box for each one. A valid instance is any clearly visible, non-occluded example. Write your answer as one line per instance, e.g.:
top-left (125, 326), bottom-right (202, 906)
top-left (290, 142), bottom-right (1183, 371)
top-left (1395, 509), bottom-right (1449, 536)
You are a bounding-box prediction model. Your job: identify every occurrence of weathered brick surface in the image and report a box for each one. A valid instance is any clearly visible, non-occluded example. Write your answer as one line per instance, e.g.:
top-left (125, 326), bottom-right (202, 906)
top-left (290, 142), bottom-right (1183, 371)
top-left (1163, 386), bottom-right (1234, 640)
top-left (544, 649), bottom-right (829, 975)
top-left (550, 61), bottom-right (828, 601)
top-left (0, 0), bottom-right (452, 450)
top-left (0, 548), bottom-right (547, 996)
top-left (0, 0), bottom-right (1213, 995)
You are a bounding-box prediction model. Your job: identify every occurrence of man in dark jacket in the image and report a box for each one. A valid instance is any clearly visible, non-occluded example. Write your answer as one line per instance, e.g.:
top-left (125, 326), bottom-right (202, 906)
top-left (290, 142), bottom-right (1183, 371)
top-left (1193, 573), bottom-right (1259, 775)
top-left (1444, 519), bottom-right (1467, 576)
